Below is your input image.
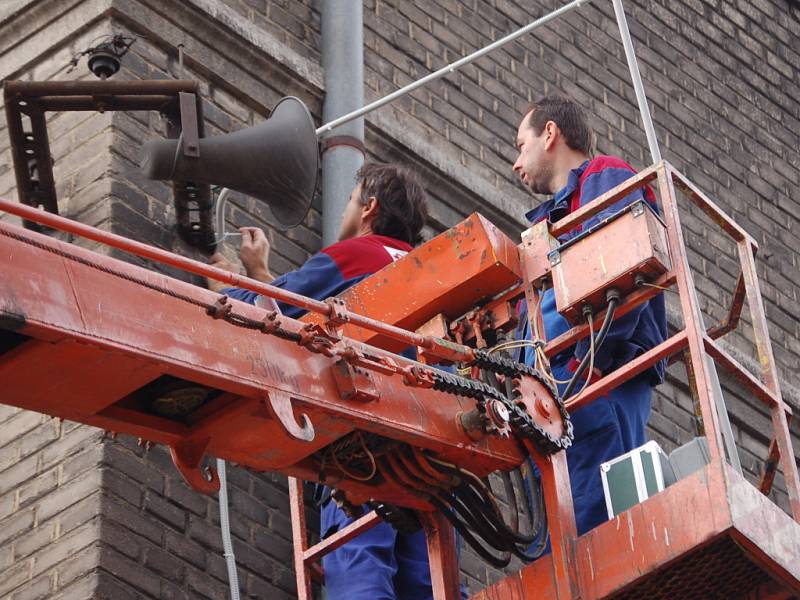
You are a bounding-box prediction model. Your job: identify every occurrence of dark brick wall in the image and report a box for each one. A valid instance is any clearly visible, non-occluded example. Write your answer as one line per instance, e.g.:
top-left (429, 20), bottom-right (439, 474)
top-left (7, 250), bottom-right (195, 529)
top-left (1, 0), bottom-right (798, 597)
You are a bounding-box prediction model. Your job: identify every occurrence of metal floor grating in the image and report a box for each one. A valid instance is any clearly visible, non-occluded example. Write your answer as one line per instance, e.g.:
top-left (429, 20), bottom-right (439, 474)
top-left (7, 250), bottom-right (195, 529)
top-left (609, 535), bottom-right (779, 600)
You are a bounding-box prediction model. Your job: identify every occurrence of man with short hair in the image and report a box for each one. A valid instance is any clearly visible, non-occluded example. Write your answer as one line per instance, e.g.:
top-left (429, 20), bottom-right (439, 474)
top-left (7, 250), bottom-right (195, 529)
top-left (210, 162), bottom-right (427, 315)
top-left (208, 162), bottom-right (436, 600)
top-left (512, 94), bottom-right (667, 536)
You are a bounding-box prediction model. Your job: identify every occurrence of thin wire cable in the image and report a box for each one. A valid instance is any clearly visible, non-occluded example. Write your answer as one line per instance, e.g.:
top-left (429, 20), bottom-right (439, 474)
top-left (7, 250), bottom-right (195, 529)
top-left (561, 296), bottom-right (620, 399)
top-left (640, 281), bottom-right (675, 293)
top-left (329, 436), bottom-right (377, 482)
top-left (315, 0), bottom-right (594, 135)
top-left (575, 314), bottom-right (596, 397)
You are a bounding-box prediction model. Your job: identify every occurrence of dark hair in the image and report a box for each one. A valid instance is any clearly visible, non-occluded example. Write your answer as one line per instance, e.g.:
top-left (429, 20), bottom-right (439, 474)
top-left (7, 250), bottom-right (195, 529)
top-left (526, 95), bottom-right (594, 155)
top-left (357, 162), bottom-right (428, 246)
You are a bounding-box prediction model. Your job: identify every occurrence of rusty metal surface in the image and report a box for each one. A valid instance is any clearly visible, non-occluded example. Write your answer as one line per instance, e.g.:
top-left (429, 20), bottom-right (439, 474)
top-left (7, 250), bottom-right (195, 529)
top-left (703, 335), bottom-right (782, 409)
top-left (526, 443), bottom-right (580, 600)
top-left (654, 163), bottom-right (726, 465)
top-left (303, 212), bottom-right (523, 353)
top-left (550, 201), bottom-right (670, 322)
top-left (608, 536), bottom-right (771, 600)
top-left (3, 79), bottom-right (213, 248)
top-left (3, 79), bottom-right (200, 96)
top-left (735, 235), bottom-right (800, 520)
top-left (706, 271), bottom-right (747, 341)
top-left (421, 511), bottom-right (462, 600)
top-left (549, 166), bottom-right (658, 239)
top-left (472, 463), bottom-right (800, 599)
top-left (727, 465), bottom-right (800, 588)
top-left (759, 439), bottom-right (780, 496)
top-left (669, 166), bottom-right (755, 247)
top-left (520, 220), bottom-right (558, 289)
top-left (0, 215), bottom-right (530, 509)
top-left (289, 477), bottom-right (314, 599)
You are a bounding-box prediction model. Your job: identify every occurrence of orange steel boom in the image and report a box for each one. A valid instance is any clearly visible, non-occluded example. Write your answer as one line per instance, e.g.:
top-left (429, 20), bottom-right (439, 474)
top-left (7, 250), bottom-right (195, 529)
top-left (1, 160), bottom-right (799, 600)
top-left (0, 205), bottom-right (547, 505)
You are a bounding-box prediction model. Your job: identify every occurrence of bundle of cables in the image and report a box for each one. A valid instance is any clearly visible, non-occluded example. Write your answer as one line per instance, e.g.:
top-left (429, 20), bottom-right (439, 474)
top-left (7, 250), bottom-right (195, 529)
top-left (377, 446), bottom-right (549, 568)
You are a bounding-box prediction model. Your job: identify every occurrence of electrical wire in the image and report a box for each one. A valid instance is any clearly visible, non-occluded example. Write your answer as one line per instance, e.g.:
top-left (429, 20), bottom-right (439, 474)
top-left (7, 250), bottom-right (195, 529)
top-left (639, 281), bottom-right (675, 293)
top-left (575, 313), bottom-right (596, 397)
top-left (217, 459), bottom-right (241, 600)
top-left (561, 294), bottom-right (620, 400)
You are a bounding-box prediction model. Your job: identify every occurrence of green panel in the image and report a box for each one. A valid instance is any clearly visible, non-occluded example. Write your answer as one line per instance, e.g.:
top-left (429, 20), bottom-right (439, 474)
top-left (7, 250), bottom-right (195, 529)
top-left (607, 458), bottom-right (639, 517)
top-left (641, 450), bottom-right (659, 496)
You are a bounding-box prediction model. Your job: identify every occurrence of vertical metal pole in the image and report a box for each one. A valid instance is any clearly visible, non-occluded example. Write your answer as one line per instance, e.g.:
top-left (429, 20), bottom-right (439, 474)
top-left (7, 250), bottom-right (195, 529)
top-left (288, 477), bottom-right (313, 600)
top-left (612, 0), bottom-right (662, 164)
top-left (420, 511), bottom-right (461, 600)
top-left (738, 239), bottom-right (800, 520)
top-left (321, 0), bottom-right (365, 246)
top-left (656, 164), bottom-right (725, 464)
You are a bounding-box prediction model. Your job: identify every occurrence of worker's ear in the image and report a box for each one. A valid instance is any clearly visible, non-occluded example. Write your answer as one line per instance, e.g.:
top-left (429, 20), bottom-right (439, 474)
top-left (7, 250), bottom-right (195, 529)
top-left (362, 195), bottom-right (379, 222)
top-left (543, 120), bottom-right (559, 151)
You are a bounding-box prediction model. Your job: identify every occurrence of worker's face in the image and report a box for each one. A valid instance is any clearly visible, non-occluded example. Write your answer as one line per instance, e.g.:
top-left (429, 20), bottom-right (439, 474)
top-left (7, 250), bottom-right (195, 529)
top-left (513, 111), bottom-right (554, 195)
top-left (338, 183), bottom-right (366, 241)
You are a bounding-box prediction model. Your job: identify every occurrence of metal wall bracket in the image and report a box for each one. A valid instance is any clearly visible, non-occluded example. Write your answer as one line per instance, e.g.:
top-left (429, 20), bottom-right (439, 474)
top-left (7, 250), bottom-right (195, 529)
top-left (169, 437), bottom-right (220, 495)
top-left (2, 80), bottom-right (215, 249)
top-left (332, 358), bottom-right (380, 402)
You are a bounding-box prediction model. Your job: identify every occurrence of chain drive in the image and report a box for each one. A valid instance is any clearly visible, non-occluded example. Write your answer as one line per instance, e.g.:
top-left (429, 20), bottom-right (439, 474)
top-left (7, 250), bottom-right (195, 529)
top-left (430, 350), bottom-right (573, 455)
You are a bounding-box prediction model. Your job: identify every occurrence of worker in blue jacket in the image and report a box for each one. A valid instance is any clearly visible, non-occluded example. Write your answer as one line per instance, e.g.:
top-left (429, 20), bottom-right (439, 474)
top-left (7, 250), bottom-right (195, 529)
top-left (512, 95), bottom-right (667, 537)
top-left (207, 163), bottom-right (437, 599)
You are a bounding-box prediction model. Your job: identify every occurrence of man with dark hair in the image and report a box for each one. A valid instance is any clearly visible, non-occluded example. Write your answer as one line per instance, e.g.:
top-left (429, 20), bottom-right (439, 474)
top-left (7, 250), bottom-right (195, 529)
top-left (207, 162), bottom-right (437, 599)
top-left (513, 94), bottom-right (667, 537)
top-left (209, 162), bottom-right (428, 315)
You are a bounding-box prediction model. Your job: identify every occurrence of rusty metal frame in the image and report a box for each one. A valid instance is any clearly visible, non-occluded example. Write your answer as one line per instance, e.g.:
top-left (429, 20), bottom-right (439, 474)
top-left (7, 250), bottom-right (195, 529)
top-left (1, 157), bottom-right (798, 598)
top-left (3, 79), bottom-right (215, 248)
top-left (541, 160), bottom-right (799, 511)
top-left (289, 477), bottom-right (381, 597)
top-left (508, 159), bottom-right (800, 599)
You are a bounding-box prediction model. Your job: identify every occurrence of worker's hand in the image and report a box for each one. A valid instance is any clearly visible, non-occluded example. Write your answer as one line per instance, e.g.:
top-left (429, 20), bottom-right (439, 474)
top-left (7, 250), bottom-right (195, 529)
top-left (239, 227), bottom-right (274, 283)
top-left (206, 252), bottom-right (238, 292)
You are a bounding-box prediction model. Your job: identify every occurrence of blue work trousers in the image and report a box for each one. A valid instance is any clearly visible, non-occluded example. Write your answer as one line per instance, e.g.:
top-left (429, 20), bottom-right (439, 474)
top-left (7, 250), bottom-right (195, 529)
top-left (321, 501), bottom-right (433, 600)
top-left (559, 373), bottom-right (653, 535)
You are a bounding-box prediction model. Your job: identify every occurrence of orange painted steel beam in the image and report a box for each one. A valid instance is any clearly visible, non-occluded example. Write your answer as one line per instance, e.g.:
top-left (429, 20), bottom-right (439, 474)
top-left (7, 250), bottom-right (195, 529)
top-left (0, 197), bottom-right (475, 365)
top-left (302, 510), bottom-right (382, 564)
top-left (474, 463), bottom-right (800, 599)
top-left (0, 217), bottom-right (531, 509)
top-left (302, 212), bottom-right (523, 353)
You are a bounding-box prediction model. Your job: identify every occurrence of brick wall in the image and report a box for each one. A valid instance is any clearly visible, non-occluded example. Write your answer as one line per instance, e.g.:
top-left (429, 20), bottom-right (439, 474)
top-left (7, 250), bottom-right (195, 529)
top-left (1, 0), bottom-right (798, 597)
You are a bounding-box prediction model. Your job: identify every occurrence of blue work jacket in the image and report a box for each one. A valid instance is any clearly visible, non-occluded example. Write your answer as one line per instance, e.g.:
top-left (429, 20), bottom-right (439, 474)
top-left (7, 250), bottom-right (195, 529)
top-left (521, 155), bottom-right (668, 535)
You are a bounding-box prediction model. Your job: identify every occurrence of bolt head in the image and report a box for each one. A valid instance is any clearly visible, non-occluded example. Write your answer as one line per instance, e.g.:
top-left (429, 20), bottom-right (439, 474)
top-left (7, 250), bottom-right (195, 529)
top-left (490, 400), bottom-right (510, 423)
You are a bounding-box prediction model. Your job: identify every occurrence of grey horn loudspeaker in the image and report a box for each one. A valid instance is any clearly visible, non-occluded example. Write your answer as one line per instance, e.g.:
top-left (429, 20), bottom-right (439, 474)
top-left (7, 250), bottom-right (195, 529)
top-left (141, 96), bottom-right (319, 228)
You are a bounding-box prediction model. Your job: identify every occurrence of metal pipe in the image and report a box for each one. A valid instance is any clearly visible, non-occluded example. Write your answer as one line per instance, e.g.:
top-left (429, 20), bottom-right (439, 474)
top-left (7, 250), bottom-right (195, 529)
top-left (320, 0), bottom-right (365, 246)
top-left (612, 0), bottom-right (662, 164)
top-left (215, 0), bottom-right (592, 235)
top-left (0, 198), bottom-right (475, 360)
top-left (216, 459), bottom-right (241, 600)
top-left (315, 0), bottom-right (593, 136)
top-left (3, 79), bottom-right (199, 96)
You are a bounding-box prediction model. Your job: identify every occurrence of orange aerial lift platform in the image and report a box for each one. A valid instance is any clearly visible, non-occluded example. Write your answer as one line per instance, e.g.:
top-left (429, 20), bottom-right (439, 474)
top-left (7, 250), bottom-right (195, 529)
top-left (1, 161), bottom-right (799, 600)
